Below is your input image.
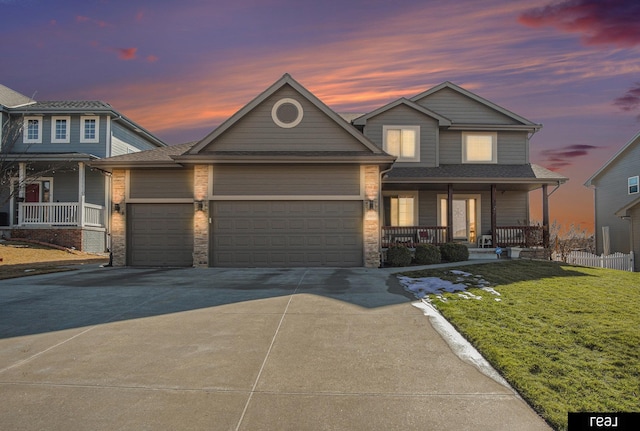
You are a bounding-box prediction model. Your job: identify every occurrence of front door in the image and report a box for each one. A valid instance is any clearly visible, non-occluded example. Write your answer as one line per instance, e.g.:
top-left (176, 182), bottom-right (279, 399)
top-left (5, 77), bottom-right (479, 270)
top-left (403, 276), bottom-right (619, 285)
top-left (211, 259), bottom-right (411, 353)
top-left (25, 184), bottom-right (40, 202)
top-left (439, 195), bottom-right (479, 244)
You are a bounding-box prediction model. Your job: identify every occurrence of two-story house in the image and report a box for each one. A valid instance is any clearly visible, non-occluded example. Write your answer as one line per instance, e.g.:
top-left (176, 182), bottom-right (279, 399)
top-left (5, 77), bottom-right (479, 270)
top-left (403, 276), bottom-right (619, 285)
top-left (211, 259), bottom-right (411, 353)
top-left (0, 84), bottom-right (166, 252)
top-left (92, 74), bottom-right (567, 268)
top-left (584, 131), bottom-right (640, 271)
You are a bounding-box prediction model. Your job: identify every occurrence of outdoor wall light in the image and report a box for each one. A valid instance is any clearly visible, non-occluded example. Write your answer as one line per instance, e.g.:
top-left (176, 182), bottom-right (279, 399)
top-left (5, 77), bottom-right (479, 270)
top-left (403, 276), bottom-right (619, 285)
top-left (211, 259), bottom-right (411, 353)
top-left (195, 200), bottom-right (205, 211)
top-left (113, 203), bottom-right (121, 213)
top-left (366, 199), bottom-right (375, 211)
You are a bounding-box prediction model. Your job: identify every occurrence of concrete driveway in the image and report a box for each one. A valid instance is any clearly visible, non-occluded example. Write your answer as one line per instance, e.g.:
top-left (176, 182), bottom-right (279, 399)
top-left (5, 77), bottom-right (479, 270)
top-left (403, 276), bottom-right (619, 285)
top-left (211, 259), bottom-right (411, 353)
top-left (0, 265), bottom-right (550, 430)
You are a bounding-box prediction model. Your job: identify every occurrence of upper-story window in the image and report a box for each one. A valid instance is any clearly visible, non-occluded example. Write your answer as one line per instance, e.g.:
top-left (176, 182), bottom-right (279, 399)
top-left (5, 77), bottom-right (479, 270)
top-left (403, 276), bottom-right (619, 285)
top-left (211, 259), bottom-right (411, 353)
top-left (51, 116), bottom-right (70, 143)
top-left (463, 132), bottom-right (497, 163)
top-left (629, 176), bottom-right (639, 194)
top-left (23, 116), bottom-right (42, 143)
top-left (383, 125), bottom-right (420, 162)
top-left (81, 116), bottom-right (99, 143)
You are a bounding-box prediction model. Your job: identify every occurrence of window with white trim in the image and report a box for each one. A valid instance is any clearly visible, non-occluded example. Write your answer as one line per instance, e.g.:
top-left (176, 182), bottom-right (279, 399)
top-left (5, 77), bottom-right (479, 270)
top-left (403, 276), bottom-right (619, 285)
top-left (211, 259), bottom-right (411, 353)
top-left (23, 116), bottom-right (42, 143)
top-left (51, 116), bottom-right (70, 143)
top-left (383, 125), bottom-right (420, 162)
top-left (629, 176), bottom-right (639, 194)
top-left (81, 116), bottom-right (99, 143)
top-left (384, 192), bottom-right (418, 226)
top-left (463, 132), bottom-right (497, 163)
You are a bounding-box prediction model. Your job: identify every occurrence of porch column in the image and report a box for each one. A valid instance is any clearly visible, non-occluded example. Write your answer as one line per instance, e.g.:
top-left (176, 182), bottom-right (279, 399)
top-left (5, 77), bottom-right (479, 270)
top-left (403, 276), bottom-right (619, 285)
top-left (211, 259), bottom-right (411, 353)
top-left (542, 184), bottom-right (550, 248)
top-left (491, 184), bottom-right (497, 247)
top-left (78, 162), bottom-right (85, 227)
top-left (447, 184), bottom-right (453, 242)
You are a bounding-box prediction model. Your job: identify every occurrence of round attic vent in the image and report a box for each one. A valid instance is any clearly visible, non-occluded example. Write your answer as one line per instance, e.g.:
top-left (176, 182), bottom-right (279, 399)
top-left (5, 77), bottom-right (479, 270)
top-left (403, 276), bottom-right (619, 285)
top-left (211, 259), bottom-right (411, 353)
top-left (272, 98), bottom-right (303, 128)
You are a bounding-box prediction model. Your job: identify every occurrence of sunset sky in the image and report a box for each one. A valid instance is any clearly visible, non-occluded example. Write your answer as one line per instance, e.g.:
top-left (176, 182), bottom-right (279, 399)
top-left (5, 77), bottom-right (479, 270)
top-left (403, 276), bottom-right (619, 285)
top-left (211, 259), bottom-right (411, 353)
top-left (2, 0), bottom-right (640, 233)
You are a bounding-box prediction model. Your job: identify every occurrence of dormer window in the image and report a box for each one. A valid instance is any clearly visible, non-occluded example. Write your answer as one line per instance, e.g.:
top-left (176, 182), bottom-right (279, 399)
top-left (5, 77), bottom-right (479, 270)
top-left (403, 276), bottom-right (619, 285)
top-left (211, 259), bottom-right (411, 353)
top-left (463, 132), bottom-right (497, 163)
top-left (23, 117), bottom-right (42, 143)
top-left (81, 116), bottom-right (99, 143)
top-left (383, 125), bottom-right (420, 162)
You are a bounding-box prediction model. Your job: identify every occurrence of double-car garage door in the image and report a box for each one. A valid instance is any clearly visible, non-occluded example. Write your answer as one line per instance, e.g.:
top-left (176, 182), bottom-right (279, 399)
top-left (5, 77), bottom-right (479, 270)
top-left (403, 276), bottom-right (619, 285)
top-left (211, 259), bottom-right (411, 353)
top-left (127, 200), bottom-right (363, 267)
top-left (211, 200), bottom-right (363, 267)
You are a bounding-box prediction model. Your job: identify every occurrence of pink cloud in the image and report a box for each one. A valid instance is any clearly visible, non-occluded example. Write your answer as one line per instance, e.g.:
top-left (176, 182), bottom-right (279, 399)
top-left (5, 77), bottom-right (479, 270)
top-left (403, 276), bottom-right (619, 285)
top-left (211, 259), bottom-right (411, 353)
top-left (117, 47), bottom-right (137, 60)
top-left (519, 0), bottom-right (640, 48)
top-left (146, 55), bottom-right (159, 63)
top-left (76, 15), bottom-right (90, 23)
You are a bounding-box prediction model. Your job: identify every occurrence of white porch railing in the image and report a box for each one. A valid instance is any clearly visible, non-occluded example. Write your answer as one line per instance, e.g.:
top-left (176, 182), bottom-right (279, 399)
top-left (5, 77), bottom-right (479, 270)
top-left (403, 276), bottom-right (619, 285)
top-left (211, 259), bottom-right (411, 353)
top-left (553, 250), bottom-right (635, 272)
top-left (19, 202), bottom-right (104, 227)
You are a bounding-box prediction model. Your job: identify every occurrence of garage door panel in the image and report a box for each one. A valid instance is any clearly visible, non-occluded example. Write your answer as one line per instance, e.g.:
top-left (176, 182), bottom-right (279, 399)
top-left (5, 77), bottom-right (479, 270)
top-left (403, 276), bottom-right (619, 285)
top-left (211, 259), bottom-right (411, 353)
top-left (211, 200), bottom-right (363, 267)
top-left (128, 204), bottom-right (193, 267)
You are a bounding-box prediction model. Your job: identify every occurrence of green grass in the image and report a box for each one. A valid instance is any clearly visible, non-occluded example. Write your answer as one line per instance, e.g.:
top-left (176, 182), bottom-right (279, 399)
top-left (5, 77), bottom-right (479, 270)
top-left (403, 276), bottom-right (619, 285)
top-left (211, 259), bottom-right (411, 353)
top-left (402, 260), bottom-right (640, 431)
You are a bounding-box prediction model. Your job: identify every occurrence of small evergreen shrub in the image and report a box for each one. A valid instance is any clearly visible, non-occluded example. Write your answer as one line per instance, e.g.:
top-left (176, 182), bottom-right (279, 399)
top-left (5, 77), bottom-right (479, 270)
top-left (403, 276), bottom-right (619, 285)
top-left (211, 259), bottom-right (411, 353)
top-left (414, 244), bottom-right (441, 265)
top-left (439, 242), bottom-right (469, 262)
top-left (386, 244), bottom-right (412, 267)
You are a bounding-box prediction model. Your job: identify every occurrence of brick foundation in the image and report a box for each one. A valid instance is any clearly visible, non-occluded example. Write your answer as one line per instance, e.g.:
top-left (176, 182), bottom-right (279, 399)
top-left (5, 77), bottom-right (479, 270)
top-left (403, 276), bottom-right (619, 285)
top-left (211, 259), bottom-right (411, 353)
top-left (11, 228), bottom-right (83, 250)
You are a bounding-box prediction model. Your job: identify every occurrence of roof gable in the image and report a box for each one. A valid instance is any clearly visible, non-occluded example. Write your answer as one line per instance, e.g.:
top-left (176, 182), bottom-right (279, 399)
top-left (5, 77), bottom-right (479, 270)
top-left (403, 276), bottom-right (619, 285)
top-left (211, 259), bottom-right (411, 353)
top-left (0, 84), bottom-right (35, 108)
top-left (352, 98), bottom-right (451, 126)
top-left (188, 74), bottom-right (384, 155)
top-left (585, 130), bottom-right (640, 186)
top-left (411, 82), bottom-right (540, 129)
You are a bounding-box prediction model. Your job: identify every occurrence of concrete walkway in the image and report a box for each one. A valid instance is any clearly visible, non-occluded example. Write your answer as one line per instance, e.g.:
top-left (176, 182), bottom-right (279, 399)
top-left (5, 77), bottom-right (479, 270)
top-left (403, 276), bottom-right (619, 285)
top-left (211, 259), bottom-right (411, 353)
top-left (0, 265), bottom-right (551, 430)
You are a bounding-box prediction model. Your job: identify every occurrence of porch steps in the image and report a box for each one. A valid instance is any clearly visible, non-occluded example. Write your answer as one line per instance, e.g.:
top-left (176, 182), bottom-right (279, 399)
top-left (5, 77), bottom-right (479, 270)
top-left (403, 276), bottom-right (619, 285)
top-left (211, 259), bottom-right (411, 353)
top-left (468, 247), bottom-right (500, 260)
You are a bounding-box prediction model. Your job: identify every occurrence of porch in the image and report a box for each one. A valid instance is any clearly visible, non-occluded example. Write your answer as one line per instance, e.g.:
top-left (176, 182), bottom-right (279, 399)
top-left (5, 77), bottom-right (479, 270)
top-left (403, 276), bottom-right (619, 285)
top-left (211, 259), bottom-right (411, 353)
top-left (381, 225), bottom-right (545, 248)
top-left (17, 200), bottom-right (105, 227)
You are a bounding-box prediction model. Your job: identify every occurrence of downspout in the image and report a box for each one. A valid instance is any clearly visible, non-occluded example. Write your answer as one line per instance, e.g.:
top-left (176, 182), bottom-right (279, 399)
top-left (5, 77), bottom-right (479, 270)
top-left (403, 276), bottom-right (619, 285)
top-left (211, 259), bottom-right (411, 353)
top-left (378, 165), bottom-right (394, 267)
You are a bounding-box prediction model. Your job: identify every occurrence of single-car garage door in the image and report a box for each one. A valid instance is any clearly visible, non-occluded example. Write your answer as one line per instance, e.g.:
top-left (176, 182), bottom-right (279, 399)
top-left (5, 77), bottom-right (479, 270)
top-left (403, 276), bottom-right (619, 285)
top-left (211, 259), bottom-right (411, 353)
top-left (127, 203), bottom-right (194, 267)
top-left (211, 201), bottom-right (363, 267)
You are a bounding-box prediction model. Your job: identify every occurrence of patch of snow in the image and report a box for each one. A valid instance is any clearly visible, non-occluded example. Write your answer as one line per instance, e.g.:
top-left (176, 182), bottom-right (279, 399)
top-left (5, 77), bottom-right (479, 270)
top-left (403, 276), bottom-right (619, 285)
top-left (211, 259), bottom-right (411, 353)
top-left (412, 300), bottom-right (513, 390)
top-left (397, 276), bottom-right (468, 298)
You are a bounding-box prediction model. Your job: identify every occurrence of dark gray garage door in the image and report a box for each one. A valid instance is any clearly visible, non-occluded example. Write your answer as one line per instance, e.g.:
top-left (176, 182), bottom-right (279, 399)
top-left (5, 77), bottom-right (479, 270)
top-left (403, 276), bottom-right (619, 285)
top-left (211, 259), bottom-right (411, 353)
top-left (211, 201), bottom-right (363, 267)
top-left (127, 204), bottom-right (193, 267)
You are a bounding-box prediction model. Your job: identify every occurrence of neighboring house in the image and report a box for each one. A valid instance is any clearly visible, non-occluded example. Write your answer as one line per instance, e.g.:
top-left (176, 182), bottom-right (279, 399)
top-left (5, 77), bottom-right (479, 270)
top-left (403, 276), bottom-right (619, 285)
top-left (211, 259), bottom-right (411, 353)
top-left (584, 131), bottom-right (640, 271)
top-left (92, 74), bottom-right (567, 268)
top-left (0, 84), bottom-right (166, 252)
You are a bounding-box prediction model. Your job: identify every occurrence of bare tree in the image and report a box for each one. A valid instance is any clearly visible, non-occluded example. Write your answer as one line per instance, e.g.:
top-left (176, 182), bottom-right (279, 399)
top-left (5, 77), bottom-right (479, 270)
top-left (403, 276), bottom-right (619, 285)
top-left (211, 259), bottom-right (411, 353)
top-left (550, 221), bottom-right (595, 262)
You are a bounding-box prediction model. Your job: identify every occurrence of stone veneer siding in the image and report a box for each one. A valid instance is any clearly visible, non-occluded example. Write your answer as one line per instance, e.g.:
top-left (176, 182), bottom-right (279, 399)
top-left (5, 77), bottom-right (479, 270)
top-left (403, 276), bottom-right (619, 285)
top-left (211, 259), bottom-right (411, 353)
top-left (364, 165), bottom-right (381, 268)
top-left (193, 165), bottom-right (209, 267)
top-left (111, 169), bottom-right (127, 266)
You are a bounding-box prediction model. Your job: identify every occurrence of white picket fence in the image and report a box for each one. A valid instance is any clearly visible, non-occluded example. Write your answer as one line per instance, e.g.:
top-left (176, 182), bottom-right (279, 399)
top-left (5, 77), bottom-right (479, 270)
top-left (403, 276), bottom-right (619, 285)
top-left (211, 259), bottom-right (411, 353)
top-left (554, 250), bottom-right (635, 272)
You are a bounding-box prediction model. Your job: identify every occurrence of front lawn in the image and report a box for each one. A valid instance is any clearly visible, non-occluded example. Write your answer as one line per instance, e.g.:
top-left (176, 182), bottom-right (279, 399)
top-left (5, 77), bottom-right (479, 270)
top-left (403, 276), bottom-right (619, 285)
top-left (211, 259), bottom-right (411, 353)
top-left (402, 260), bottom-right (640, 431)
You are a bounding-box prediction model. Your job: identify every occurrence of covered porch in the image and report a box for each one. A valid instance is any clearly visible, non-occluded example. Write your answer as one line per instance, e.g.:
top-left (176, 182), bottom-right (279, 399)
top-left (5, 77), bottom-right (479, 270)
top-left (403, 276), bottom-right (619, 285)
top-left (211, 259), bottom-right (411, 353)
top-left (380, 164), bottom-right (568, 253)
top-left (1, 154), bottom-right (109, 252)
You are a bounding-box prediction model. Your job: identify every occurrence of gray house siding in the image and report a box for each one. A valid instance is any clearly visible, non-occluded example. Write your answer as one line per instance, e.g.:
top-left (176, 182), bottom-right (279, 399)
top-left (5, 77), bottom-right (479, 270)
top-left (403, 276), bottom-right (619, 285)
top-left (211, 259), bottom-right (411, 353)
top-left (363, 105), bottom-right (438, 167)
top-left (49, 170), bottom-right (105, 205)
top-left (438, 130), bottom-right (528, 165)
top-left (212, 165), bottom-right (361, 196)
top-left (200, 85), bottom-right (365, 152)
top-left (591, 140), bottom-right (640, 254)
top-left (129, 168), bottom-right (193, 199)
top-left (414, 87), bottom-right (521, 125)
top-left (111, 122), bottom-right (159, 156)
top-left (11, 115), bottom-right (108, 156)
top-left (415, 190), bottom-right (527, 236)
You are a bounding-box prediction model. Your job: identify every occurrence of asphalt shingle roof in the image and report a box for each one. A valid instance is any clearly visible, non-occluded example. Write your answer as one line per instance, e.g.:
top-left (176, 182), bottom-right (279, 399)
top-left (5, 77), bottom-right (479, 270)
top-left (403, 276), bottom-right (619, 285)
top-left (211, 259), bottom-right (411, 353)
top-left (0, 84), bottom-right (34, 108)
top-left (385, 164), bottom-right (567, 181)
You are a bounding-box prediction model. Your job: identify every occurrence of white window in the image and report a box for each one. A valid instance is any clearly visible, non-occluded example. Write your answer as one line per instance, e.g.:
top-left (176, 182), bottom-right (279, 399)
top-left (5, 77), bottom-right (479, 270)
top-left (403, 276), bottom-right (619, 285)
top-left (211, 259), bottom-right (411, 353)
top-left (463, 132), bottom-right (497, 163)
top-left (51, 116), bottom-right (70, 143)
top-left (384, 192), bottom-right (418, 226)
top-left (23, 116), bottom-right (42, 143)
top-left (81, 116), bottom-right (99, 143)
top-left (383, 125), bottom-right (420, 162)
top-left (629, 176), bottom-right (639, 194)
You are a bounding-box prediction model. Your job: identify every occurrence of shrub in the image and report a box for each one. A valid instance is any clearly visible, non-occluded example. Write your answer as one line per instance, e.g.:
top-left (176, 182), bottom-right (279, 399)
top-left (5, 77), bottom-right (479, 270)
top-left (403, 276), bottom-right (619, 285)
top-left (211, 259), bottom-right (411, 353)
top-left (386, 244), bottom-right (412, 267)
top-left (439, 242), bottom-right (469, 262)
top-left (414, 244), bottom-right (441, 265)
